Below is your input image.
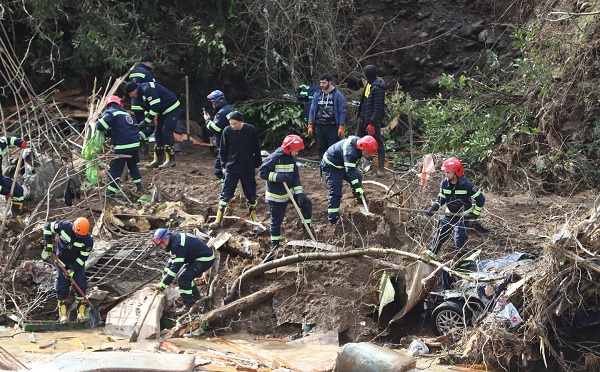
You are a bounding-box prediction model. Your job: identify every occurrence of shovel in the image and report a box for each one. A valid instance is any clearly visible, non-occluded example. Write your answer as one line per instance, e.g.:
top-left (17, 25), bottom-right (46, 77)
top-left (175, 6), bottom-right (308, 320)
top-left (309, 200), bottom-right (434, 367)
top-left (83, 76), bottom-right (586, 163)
top-left (182, 76), bottom-right (193, 148)
top-left (51, 253), bottom-right (101, 328)
top-left (283, 183), bottom-right (316, 242)
top-left (129, 289), bottom-right (159, 342)
top-left (359, 195), bottom-right (372, 215)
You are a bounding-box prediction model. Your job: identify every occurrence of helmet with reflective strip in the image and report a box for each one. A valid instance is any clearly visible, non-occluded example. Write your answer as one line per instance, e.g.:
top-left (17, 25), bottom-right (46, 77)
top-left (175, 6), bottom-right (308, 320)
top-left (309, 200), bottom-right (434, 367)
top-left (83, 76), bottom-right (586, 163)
top-left (281, 135), bottom-right (304, 154)
top-left (73, 217), bottom-right (90, 236)
top-left (207, 90), bottom-right (225, 103)
top-left (356, 135), bottom-right (378, 155)
top-left (152, 228), bottom-right (170, 246)
top-left (441, 157), bottom-right (464, 177)
top-left (105, 95), bottom-right (123, 108)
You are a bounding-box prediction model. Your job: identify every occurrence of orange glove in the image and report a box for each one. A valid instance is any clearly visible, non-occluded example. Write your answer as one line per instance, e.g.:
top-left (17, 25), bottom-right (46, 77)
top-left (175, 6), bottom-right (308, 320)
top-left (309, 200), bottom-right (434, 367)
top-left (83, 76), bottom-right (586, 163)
top-left (338, 126), bottom-right (345, 139)
top-left (366, 124), bottom-right (375, 135)
top-left (307, 125), bottom-right (314, 138)
top-left (20, 141), bottom-right (28, 149)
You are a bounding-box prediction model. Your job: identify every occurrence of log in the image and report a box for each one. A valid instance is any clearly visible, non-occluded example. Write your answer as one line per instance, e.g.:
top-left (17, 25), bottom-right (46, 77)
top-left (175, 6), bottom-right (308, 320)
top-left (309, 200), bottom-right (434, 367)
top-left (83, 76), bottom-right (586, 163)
top-left (160, 340), bottom-right (185, 354)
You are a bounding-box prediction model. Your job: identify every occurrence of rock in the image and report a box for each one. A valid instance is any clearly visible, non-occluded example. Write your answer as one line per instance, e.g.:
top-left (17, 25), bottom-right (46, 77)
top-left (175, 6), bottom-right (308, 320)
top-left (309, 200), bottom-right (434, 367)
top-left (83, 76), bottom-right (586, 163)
top-left (25, 161), bottom-right (73, 202)
top-left (458, 25), bottom-right (473, 38)
top-left (471, 20), bottom-right (486, 34)
top-left (418, 31), bottom-right (429, 38)
top-left (478, 29), bottom-right (490, 43)
top-left (426, 75), bottom-right (444, 91)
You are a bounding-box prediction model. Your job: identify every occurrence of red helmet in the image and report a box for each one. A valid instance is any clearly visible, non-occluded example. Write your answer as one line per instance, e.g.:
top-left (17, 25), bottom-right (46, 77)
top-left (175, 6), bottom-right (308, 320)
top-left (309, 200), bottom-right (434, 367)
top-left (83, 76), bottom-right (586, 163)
top-left (73, 217), bottom-right (90, 236)
top-left (281, 135), bottom-right (304, 154)
top-left (441, 157), bottom-right (464, 177)
top-left (105, 95), bottom-right (123, 108)
top-left (356, 135), bottom-right (378, 155)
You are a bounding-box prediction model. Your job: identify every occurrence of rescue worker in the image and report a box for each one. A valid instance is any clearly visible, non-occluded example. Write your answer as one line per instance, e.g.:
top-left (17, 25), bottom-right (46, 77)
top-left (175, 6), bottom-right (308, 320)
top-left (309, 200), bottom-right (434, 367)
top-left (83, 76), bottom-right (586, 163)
top-left (259, 135), bottom-right (313, 250)
top-left (203, 90), bottom-right (235, 180)
top-left (95, 95), bottom-right (142, 195)
top-left (424, 157), bottom-right (485, 289)
top-left (356, 65), bottom-right (386, 177)
top-left (125, 81), bottom-right (181, 168)
top-left (128, 53), bottom-right (156, 159)
top-left (152, 228), bottom-right (215, 314)
top-left (41, 217), bottom-right (94, 323)
top-left (208, 111), bottom-right (262, 230)
top-left (322, 135), bottom-right (378, 225)
top-left (0, 135), bottom-right (28, 222)
top-left (307, 73), bottom-right (347, 159)
top-left (297, 83), bottom-right (319, 124)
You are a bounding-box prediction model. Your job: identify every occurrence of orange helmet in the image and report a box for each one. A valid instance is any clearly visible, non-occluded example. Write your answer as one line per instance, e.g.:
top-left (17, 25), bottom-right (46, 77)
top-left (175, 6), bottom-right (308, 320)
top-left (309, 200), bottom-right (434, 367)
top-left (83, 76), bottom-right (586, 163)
top-left (73, 217), bottom-right (90, 236)
top-left (441, 157), bottom-right (464, 177)
top-left (281, 135), bottom-right (304, 154)
top-left (105, 95), bottom-right (123, 108)
top-left (356, 135), bottom-right (378, 155)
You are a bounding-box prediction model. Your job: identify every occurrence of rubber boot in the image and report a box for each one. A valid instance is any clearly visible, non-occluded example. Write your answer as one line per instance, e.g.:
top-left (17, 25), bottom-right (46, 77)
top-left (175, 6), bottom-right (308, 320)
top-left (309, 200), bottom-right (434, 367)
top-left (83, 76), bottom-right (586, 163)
top-left (147, 146), bottom-right (165, 168)
top-left (376, 154), bottom-right (385, 177)
top-left (160, 145), bottom-right (176, 168)
top-left (135, 183), bottom-right (143, 193)
top-left (76, 299), bottom-right (89, 322)
top-left (11, 201), bottom-right (23, 218)
top-left (209, 204), bottom-right (226, 229)
top-left (140, 141), bottom-right (150, 160)
top-left (248, 203), bottom-right (258, 222)
top-left (58, 300), bottom-right (69, 324)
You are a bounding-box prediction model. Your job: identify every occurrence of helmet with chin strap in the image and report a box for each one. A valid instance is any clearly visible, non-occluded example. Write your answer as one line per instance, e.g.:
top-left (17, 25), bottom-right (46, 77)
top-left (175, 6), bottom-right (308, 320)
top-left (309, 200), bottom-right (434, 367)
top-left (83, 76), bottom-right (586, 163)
top-left (356, 135), bottom-right (378, 155)
top-left (281, 135), bottom-right (304, 154)
top-left (441, 157), bottom-right (464, 177)
top-left (152, 228), bottom-right (170, 246)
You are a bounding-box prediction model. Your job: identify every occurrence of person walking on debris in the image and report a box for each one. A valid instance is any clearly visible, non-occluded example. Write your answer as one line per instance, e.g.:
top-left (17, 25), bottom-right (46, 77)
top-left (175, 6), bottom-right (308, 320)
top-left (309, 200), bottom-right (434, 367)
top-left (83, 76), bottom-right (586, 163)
top-left (424, 157), bottom-right (485, 290)
top-left (152, 228), bottom-right (215, 314)
top-left (209, 111), bottom-right (263, 230)
top-left (259, 135), bottom-right (313, 251)
top-left (203, 90), bottom-right (235, 181)
top-left (322, 135), bottom-right (378, 225)
top-left (95, 95), bottom-right (142, 195)
top-left (307, 73), bottom-right (347, 160)
top-left (42, 217), bottom-right (94, 323)
top-left (125, 80), bottom-right (181, 168)
top-left (356, 65), bottom-right (387, 177)
top-left (128, 53), bottom-right (156, 159)
top-left (0, 135), bottom-right (28, 223)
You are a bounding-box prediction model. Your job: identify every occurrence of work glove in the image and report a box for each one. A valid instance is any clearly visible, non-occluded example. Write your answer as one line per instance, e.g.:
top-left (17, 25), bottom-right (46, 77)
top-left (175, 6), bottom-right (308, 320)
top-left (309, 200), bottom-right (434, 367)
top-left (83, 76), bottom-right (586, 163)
top-left (366, 124), bottom-right (375, 136)
top-left (275, 172), bottom-right (293, 184)
top-left (307, 125), bottom-right (314, 138)
top-left (156, 282), bottom-right (167, 293)
top-left (422, 249), bottom-right (437, 261)
top-left (137, 121), bottom-right (148, 130)
top-left (425, 204), bottom-right (439, 217)
top-left (464, 212), bottom-right (478, 220)
top-left (352, 187), bottom-right (365, 202)
top-left (20, 141), bottom-right (28, 149)
top-left (338, 126), bottom-right (345, 139)
top-left (63, 269), bottom-right (75, 280)
top-left (41, 243), bottom-right (54, 260)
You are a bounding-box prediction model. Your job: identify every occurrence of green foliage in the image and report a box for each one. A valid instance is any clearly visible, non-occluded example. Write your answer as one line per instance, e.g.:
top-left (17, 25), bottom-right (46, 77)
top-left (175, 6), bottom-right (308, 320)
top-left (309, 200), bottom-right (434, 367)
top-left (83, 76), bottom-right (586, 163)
top-left (185, 20), bottom-right (235, 83)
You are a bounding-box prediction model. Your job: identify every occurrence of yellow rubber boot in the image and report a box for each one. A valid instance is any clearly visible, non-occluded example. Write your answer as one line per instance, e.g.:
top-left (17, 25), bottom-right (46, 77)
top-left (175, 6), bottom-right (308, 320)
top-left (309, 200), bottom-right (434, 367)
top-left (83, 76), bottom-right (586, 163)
top-left (76, 299), bottom-right (89, 322)
top-left (148, 146), bottom-right (164, 168)
top-left (247, 202), bottom-right (258, 222)
top-left (58, 300), bottom-right (69, 324)
top-left (209, 204), bottom-right (226, 229)
top-left (160, 145), bottom-right (176, 168)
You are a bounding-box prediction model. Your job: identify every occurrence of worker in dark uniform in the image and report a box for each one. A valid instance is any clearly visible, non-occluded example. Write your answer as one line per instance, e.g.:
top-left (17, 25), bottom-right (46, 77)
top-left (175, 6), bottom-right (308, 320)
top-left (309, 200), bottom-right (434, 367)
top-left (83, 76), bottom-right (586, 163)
top-left (297, 83), bottom-right (319, 124)
top-left (321, 135), bottom-right (378, 225)
top-left (42, 217), bottom-right (94, 323)
top-left (208, 111), bottom-right (262, 230)
top-left (128, 53), bottom-right (156, 159)
top-left (259, 135), bottom-right (313, 250)
top-left (125, 81), bottom-right (181, 168)
top-left (153, 228), bottom-right (215, 314)
top-left (424, 157), bottom-right (485, 289)
top-left (0, 135), bottom-right (28, 223)
top-left (95, 95), bottom-right (142, 195)
top-left (203, 90), bottom-right (235, 180)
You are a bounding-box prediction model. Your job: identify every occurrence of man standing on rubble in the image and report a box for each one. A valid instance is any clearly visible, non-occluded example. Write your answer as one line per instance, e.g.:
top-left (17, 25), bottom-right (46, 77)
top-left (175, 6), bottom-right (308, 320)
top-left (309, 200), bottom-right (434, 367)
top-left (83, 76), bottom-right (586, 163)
top-left (125, 80), bottom-right (181, 169)
top-left (128, 53), bottom-right (156, 159)
top-left (42, 217), bottom-right (94, 323)
top-left (209, 111), bottom-right (262, 230)
top-left (424, 157), bottom-right (485, 289)
top-left (259, 135), bottom-right (313, 251)
top-left (0, 135), bottom-right (28, 223)
top-left (356, 65), bottom-right (386, 177)
top-left (322, 135), bottom-right (378, 225)
top-left (203, 90), bottom-right (235, 181)
top-left (152, 228), bottom-right (215, 315)
top-left (95, 95), bottom-right (142, 195)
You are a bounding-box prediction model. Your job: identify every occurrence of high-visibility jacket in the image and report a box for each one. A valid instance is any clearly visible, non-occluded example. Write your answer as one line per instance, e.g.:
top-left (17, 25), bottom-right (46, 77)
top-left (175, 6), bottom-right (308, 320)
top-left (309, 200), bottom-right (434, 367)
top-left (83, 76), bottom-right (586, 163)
top-left (43, 221), bottom-right (94, 268)
top-left (160, 232), bottom-right (215, 286)
top-left (432, 176), bottom-right (485, 216)
top-left (136, 82), bottom-right (180, 125)
top-left (95, 104), bottom-right (140, 153)
top-left (259, 147), bottom-right (303, 203)
top-left (322, 136), bottom-right (363, 192)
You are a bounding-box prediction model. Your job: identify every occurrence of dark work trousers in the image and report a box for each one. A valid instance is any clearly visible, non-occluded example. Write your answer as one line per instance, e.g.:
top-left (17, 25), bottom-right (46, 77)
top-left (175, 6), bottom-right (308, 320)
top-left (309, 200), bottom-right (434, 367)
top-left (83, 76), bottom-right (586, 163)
top-left (213, 133), bottom-right (223, 179)
top-left (154, 106), bottom-right (181, 147)
top-left (220, 171), bottom-right (256, 204)
top-left (356, 118), bottom-right (386, 167)
top-left (0, 176), bottom-right (24, 200)
top-left (314, 125), bottom-right (339, 160)
top-left (54, 260), bottom-right (87, 300)
top-left (268, 195), bottom-right (312, 243)
top-left (107, 150), bottom-right (141, 193)
top-left (131, 97), bottom-right (145, 123)
top-left (322, 162), bottom-right (355, 223)
top-left (178, 260), bottom-right (215, 306)
top-left (429, 215), bottom-right (469, 290)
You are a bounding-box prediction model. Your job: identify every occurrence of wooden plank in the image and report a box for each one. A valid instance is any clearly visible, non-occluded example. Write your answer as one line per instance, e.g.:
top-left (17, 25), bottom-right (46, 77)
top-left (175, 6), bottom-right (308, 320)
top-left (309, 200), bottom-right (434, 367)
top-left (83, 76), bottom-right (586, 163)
top-left (104, 286), bottom-right (164, 341)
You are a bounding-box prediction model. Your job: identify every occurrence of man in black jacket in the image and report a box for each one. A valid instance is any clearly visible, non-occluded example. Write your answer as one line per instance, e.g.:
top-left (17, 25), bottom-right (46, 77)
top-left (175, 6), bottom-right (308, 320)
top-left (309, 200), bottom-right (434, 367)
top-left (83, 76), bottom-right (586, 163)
top-left (209, 111), bottom-right (263, 229)
top-left (356, 65), bottom-right (386, 177)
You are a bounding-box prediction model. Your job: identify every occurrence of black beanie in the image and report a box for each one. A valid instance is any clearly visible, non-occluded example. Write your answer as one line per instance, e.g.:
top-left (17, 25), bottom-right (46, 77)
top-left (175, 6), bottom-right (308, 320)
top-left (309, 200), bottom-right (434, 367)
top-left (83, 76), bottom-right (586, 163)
top-left (125, 81), bottom-right (138, 94)
top-left (227, 111), bottom-right (244, 121)
top-left (141, 53), bottom-right (153, 63)
top-left (363, 65), bottom-right (377, 82)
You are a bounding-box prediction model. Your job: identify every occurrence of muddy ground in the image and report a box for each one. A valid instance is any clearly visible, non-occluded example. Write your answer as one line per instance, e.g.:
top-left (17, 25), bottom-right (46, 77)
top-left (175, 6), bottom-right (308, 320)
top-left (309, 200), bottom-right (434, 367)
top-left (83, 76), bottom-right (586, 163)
top-left (3, 142), bottom-right (597, 345)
